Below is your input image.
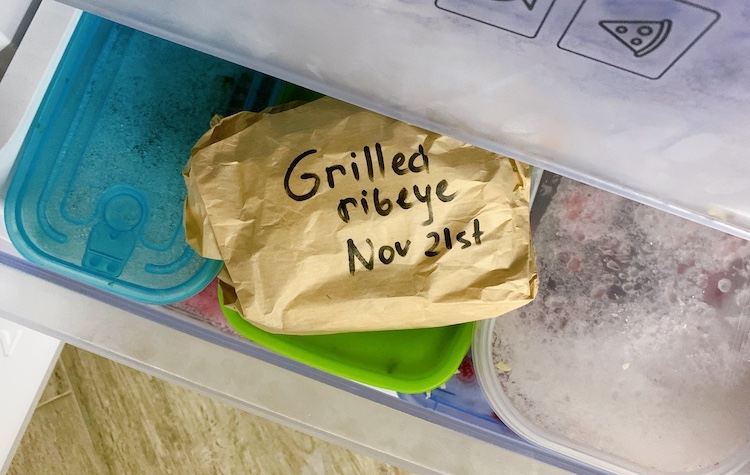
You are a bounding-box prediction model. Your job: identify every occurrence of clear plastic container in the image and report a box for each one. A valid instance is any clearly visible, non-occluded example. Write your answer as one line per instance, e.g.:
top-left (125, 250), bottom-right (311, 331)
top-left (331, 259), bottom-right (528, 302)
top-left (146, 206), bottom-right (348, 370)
top-left (50, 0), bottom-right (750, 244)
top-left (475, 173), bottom-right (750, 475)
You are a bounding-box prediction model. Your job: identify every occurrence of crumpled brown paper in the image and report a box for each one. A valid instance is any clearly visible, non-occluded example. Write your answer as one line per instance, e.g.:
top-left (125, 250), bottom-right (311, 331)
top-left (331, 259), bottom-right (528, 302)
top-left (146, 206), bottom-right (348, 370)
top-left (184, 97), bottom-right (537, 334)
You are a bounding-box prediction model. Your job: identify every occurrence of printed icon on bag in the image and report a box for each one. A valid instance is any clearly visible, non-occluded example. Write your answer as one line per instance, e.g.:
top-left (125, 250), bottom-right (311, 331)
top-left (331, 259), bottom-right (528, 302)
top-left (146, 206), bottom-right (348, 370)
top-left (599, 19), bottom-right (672, 57)
top-left (557, 0), bottom-right (720, 79)
top-left (435, 0), bottom-right (556, 38)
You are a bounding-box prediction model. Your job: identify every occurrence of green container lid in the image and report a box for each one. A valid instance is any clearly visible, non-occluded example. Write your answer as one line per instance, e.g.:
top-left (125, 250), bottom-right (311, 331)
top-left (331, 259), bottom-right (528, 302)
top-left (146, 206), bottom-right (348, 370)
top-left (218, 286), bottom-right (474, 393)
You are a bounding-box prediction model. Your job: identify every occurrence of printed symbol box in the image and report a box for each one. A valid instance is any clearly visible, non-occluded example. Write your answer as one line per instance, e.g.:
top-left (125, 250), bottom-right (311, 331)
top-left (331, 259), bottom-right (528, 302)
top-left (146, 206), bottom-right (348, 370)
top-left (558, 0), bottom-right (719, 79)
top-left (435, 0), bottom-right (556, 38)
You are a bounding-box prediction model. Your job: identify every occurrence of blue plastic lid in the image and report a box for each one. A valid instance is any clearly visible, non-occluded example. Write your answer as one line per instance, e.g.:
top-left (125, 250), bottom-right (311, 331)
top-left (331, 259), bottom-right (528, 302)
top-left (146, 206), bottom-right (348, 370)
top-left (4, 14), bottom-right (318, 304)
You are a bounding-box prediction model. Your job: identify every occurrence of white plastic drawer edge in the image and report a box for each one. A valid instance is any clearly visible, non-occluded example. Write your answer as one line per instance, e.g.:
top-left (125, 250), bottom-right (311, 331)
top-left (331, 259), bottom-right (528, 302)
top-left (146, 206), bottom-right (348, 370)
top-left (0, 1), bottom-right (80, 245)
top-left (0, 316), bottom-right (62, 475)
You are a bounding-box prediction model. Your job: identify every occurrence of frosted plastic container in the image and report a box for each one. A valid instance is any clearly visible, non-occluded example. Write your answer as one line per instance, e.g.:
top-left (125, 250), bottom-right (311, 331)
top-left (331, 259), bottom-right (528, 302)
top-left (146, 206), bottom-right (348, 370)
top-left (475, 173), bottom-right (750, 475)
top-left (52, 0), bottom-right (750, 243)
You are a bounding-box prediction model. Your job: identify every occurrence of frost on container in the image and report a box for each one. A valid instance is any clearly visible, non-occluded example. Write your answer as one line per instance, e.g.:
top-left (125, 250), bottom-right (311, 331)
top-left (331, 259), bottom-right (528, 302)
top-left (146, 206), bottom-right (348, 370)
top-left (490, 174), bottom-right (750, 474)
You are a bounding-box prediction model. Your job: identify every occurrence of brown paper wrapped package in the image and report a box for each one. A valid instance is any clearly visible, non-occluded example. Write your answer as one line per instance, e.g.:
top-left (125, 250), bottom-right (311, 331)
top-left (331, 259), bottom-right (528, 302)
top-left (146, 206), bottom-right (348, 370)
top-left (184, 97), bottom-right (537, 334)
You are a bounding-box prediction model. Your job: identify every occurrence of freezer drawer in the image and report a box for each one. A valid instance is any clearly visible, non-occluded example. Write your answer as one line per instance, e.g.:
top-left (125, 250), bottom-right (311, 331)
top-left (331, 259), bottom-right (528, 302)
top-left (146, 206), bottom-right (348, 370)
top-left (0, 3), bottom-right (585, 474)
top-left (5, 3), bottom-right (747, 474)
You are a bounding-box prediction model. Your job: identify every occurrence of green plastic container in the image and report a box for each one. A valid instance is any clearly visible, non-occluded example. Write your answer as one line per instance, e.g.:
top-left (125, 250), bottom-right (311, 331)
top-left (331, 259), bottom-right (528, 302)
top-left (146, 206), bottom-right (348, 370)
top-left (218, 286), bottom-right (474, 393)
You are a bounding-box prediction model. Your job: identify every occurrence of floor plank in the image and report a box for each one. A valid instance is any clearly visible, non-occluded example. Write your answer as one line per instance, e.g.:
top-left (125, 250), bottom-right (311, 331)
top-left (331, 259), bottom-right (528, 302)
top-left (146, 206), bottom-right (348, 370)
top-left (36, 357), bottom-right (71, 407)
top-left (8, 346), bottom-right (413, 475)
top-left (7, 356), bottom-right (107, 475)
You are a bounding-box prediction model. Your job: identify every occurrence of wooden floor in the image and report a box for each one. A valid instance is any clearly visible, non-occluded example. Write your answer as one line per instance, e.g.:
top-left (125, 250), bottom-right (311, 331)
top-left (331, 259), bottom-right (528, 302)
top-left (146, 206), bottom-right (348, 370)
top-left (8, 346), bottom-right (413, 475)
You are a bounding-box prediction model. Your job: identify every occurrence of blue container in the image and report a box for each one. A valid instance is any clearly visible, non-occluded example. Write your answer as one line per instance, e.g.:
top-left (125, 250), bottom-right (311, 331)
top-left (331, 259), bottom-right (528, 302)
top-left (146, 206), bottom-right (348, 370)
top-left (4, 14), bottom-right (319, 303)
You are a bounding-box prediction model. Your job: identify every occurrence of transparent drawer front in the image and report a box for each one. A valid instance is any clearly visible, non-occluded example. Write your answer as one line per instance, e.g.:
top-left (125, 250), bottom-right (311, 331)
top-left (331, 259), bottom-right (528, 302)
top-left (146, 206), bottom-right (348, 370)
top-left (54, 0), bottom-right (750, 244)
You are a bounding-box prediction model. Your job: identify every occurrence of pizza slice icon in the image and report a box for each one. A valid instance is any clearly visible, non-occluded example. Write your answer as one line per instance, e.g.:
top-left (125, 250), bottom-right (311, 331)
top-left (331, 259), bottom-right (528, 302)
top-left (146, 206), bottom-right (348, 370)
top-left (599, 19), bottom-right (672, 57)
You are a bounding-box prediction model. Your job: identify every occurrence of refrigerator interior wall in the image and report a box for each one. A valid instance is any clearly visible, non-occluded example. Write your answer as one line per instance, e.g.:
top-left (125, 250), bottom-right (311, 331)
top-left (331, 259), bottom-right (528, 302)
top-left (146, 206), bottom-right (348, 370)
top-left (0, 0), bottom-right (40, 76)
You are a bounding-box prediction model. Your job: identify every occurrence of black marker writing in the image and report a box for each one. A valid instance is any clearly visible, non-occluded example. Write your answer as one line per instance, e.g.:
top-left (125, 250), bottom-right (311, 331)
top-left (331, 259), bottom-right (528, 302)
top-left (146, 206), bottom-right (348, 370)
top-left (348, 238), bottom-right (374, 273)
top-left (284, 149), bottom-right (319, 201)
top-left (347, 238), bottom-right (411, 274)
top-left (424, 219), bottom-right (484, 258)
top-left (284, 143), bottom-right (430, 202)
top-left (413, 184), bottom-right (433, 226)
top-left (335, 181), bottom-right (455, 224)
